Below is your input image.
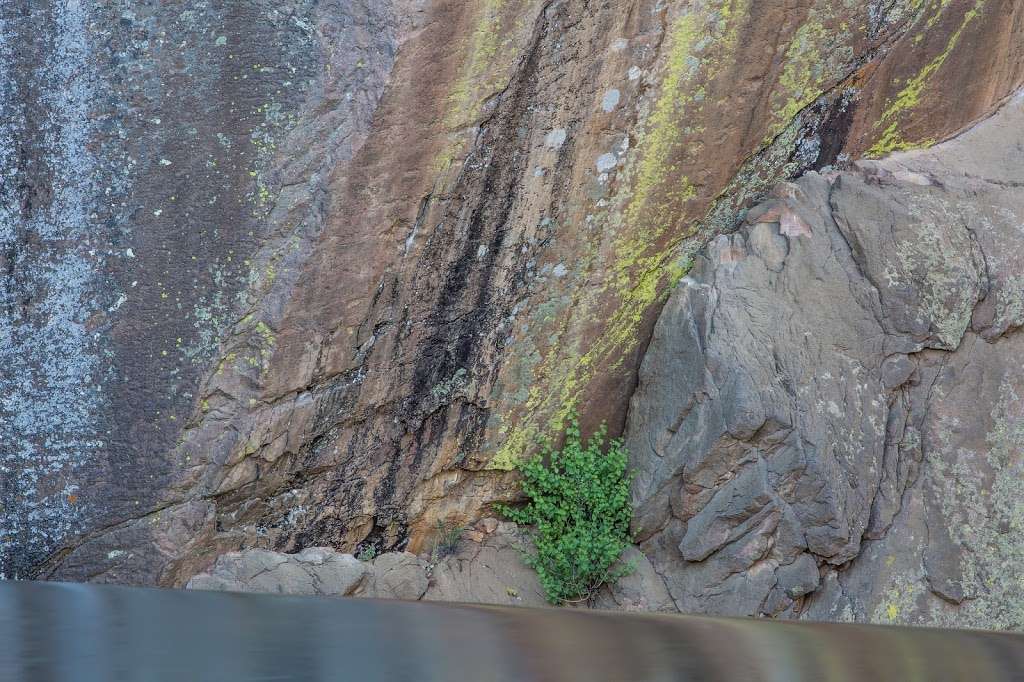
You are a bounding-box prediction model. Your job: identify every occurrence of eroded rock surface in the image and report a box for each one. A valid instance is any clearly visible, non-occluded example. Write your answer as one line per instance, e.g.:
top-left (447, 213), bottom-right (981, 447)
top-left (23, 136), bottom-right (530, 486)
top-left (4, 0), bottom-right (1024, 601)
top-left (187, 547), bottom-right (369, 597)
top-left (0, 0), bottom-right (411, 580)
top-left (626, 91), bottom-right (1024, 629)
top-left (423, 522), bottom-right (549, 607)
top-left (187, 519), bottom-right (676, 612)
top-left (187, 522), bottom-right (547, 606)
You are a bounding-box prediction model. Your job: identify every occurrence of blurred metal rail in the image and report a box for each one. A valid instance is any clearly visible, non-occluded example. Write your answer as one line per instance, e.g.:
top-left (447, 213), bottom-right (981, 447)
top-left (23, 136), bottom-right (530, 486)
top-left (1, 581), bottom-right (1021, 681)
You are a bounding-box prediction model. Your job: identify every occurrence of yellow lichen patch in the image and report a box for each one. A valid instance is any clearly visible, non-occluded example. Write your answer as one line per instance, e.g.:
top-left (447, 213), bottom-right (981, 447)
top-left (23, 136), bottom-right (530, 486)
top-left (624, 12), bottom-right (701, 235)
top-left (446, 0), bottom-right (505, 120)
top-left (491, 5), bottom-right (747, 469)
top-left (867, 1), bottom-right (984, 157)
top-left (773, 18), bottom-right (831, 131)
top-left (255, 321), bottom-right (276, 345)
top-left (490, 240), bottom-right (695, 470)
top-left (491, 246), bottom-right (695, 470)
top-left (431, 0), bottom-right (535, 175)
top-left (873, 574), bottom-right (924, 625)
top-left (925, 0), bottom-right (954, 28)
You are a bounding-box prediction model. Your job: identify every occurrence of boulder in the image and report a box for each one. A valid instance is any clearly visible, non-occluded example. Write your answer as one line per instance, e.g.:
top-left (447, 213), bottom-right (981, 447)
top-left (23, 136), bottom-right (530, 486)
top-left (187, 548), bottom-right (367, 597)
top-left (625, 92), bottom-right (1024, 628)
top-left (354, 553), bottom-right (430, 601)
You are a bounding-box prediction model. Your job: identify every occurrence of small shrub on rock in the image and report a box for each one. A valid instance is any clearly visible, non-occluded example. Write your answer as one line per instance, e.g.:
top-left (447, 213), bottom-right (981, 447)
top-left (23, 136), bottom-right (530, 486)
top-left (498, 414), bottom-right (634, 605)
top-left (429, 519), bottom-right (464, 562)
top-left (356, 544), bottom-right (377, 562)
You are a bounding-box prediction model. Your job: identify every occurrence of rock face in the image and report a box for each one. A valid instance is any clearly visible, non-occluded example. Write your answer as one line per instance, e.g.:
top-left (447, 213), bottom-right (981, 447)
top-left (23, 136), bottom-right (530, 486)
top-left (3, 0), bottom-right (1024, 622)
top-left (625, 92), bottom-right (1024, 629)
top-left (189, 91), bottom-right (1024, 630)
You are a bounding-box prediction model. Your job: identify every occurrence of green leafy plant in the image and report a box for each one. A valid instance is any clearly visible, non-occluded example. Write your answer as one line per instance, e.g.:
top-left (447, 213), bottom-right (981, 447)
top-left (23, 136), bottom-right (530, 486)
top-left (498, 414), bottom-right (635, 605)
top-left (429, 519), bottom-right (464, 562)
top-left (356, 544), bottom-right (377, 562)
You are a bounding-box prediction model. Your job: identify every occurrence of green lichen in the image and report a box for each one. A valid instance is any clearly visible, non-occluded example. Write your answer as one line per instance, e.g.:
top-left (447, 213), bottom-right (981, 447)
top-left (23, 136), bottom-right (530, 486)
top-left (924, 376), bottom-right (1024, 630)
top-left (994, 274), bottom-right (1024, 331)
top-left (885, 195), bottom-right (980, 348)
top-left (432, 367), bottom-right (468, 401)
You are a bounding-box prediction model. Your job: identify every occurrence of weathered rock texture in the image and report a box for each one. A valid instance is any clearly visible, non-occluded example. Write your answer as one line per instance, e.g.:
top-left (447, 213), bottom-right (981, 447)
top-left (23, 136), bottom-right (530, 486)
top-left (187, 520), bottom-right (672, 610)
top-left (2, 0), bottom-right (414, 579)
top-left (187, 523), bottom-right (551, 607)
top-left (626, 91), bottom-right (1024, 629)
top-left (3, 0), bottom-right (1024, 605)
top-left (187, 546), bottom-right (370, 597)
